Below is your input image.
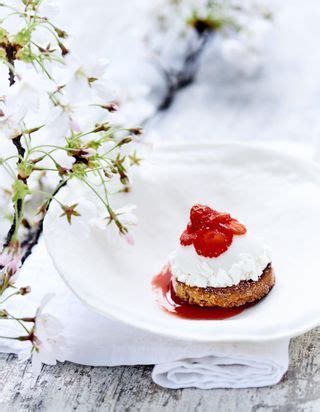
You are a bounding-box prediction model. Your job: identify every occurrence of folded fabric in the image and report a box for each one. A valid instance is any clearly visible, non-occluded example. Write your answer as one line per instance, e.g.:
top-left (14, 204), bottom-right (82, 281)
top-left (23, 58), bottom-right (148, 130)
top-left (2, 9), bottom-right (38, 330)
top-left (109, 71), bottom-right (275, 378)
top-left (152, 341), bottom-right (289, 389)
top-left (0, 241), bottom-right (289, 389)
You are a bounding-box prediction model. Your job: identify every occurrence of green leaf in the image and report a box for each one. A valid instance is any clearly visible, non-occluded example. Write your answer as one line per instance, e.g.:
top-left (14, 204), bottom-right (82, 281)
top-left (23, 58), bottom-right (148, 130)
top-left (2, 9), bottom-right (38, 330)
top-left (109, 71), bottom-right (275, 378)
top-left (16, 47), bottom-right (35, 63)
top-left (0, 27), bottom-right (8, 43)
top-left (0, 47), bottom-right (6, 60)
top-left (71, 162), bottom-right (87, 177)
top-left (18, 161), bottom-right (33, 179)
top-left (13, 28), bottom-right (33, 47)
top-left (87, 140), bottom-right (101, 150)
top-left (12, 180), bottom-right (31, 203)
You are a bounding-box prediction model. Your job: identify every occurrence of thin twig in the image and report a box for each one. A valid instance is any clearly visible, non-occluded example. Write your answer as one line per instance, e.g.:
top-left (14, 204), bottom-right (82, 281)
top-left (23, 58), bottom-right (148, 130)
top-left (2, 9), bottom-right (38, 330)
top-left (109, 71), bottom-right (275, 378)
top-left (6, 44), bottom-right (15, 86)
top-left (158, 29), bottom-right (211, 110)
top-left (21, 179), bottom-right (68, 263)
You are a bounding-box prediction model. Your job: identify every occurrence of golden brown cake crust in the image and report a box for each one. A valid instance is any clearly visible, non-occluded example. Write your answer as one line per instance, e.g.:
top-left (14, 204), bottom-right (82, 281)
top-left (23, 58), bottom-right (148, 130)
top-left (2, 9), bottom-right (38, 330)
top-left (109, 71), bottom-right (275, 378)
top-left (173, 264), bottom-right (275, 308)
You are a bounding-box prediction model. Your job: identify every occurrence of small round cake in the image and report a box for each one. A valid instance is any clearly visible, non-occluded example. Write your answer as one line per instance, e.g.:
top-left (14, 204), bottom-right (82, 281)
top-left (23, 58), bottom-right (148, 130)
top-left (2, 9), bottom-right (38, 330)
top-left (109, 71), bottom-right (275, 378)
top-left (169, 204), bottom-right (275, 308)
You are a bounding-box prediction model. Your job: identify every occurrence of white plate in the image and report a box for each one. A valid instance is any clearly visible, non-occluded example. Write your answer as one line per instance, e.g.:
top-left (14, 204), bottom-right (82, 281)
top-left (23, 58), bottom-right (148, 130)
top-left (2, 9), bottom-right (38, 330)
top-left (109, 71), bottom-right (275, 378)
top-left (45, 142), bottom-right (320, 342)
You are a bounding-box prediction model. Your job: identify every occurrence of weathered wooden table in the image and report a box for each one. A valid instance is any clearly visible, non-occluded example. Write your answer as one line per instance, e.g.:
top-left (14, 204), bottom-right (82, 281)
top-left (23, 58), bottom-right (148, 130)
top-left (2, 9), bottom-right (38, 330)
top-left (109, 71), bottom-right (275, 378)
top-left (0, 329), bottom-right (319, 411)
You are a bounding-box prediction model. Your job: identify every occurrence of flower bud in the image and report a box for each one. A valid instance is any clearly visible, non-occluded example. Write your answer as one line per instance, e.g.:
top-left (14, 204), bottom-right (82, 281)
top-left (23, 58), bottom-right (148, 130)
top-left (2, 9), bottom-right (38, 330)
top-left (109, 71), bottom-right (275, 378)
top-left (101, 102), bottom-right (119, 112)
top-left (0, 310), bottom-right (8, 318)
top-left (93, 123), bottom-right (110, 133)
top-left (58, 41), bottom-right (69, 56)
top-left (128, 127), bottom-right (143, 136)
top-left (54, 27), bottom-right (68, 39)
top-left (119, 137), bottom-right (132, 145)
top-left (19, 286), bottom-right (31, 296)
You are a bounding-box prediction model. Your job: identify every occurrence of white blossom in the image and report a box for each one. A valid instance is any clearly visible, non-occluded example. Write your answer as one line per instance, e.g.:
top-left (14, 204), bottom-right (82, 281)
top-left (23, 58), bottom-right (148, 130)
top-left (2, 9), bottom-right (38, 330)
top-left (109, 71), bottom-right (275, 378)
top-left (124, 232), bottom-right (135, 245)
top-left (0, 68), bottom-right (48, 139)
top-left (37, 0), bottom-right (60, 19)
top-left (0, 249), bottom-right (21, 285)
top-left (220, 18), bottom-right (271, 75)
top-left (3, 0), bottom-right (59, 17)
top-left (147, 0), bottom-right (273, 77)
top-left (46, 77), bottom-right (106, 140)
top-left (51, 54), bottom-right (112, 103)
top-left (47, 95), bottom-right (87, 139)
top-left (221, 37), bottom-right (261, 76)
top-left (29, 294), bottom-right (65, 376)
top-left (114, 204), bottom-right (138, 226)
top-left (90, 203), bottom-right (138, 246)
top-left (0, 0), bottom-right (59, 34)
top-left (64, 56), bottom-right (110, 98)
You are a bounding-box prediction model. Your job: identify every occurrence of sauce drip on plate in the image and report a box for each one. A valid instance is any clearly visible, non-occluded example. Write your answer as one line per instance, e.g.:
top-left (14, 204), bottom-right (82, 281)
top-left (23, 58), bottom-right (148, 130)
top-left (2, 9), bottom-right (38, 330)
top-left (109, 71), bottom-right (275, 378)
top-left (152, 266), bottom-right (245, 320)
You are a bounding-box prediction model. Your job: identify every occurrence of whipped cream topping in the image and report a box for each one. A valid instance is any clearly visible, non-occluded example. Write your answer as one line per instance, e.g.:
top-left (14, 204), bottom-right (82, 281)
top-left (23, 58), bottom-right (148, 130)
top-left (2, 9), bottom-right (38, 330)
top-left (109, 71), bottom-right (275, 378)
top-left (169, 233), bottom-right (271, 288)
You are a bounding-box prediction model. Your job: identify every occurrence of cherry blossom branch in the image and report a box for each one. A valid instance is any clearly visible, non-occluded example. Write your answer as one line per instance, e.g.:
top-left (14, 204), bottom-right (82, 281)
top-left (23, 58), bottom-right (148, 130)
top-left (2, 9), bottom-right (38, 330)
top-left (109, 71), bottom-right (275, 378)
top-left (4, 137), bottom-right (26, 248)
top-left (6, 43), bottom-right (15, 86)
top-left (0, 0), bottom-right (141, 373)
top-left (152, 0), bottom-right (273, 110)
top-left (159, 28), bottom-right (211, 110)
top-left (2, 43), bottom-right (26, 249)
top-left (21, 178), bottom-right (68, 263)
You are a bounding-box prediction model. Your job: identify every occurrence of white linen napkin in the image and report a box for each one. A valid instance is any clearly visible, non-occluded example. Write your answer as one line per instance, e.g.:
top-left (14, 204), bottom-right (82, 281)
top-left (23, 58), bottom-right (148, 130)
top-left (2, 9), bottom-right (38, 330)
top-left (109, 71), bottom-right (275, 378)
top-left (0, 241), bottom-right (289, 389)
top-left (152, 341), bottom-right (288, 389)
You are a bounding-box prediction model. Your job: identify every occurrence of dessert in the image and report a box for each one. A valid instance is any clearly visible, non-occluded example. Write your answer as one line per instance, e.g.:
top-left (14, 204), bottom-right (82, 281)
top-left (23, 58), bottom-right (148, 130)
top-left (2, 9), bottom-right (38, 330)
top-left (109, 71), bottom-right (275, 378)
top-left (169, 204), bottom-right (275, 308)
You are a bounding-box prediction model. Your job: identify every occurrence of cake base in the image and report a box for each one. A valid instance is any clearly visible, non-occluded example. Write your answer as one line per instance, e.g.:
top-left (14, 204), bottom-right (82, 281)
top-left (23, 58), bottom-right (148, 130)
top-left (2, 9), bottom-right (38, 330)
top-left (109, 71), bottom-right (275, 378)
top-left (173, 264), bottom-right (275, 308)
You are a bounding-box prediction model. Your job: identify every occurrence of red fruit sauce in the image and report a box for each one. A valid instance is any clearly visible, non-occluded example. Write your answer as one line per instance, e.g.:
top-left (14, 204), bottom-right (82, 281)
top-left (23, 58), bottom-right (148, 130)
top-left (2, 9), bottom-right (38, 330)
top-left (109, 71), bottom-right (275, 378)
top-left (152, 267), bottom-right (245, 320)
top-left (180, 204), bottom-right (247, 258)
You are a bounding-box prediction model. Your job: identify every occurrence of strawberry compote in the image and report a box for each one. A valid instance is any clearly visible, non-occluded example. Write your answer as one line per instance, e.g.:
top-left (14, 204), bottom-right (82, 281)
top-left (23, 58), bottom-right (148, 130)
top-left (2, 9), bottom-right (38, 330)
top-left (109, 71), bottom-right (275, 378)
top-left (180, 204), bottom-right (247, 258)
